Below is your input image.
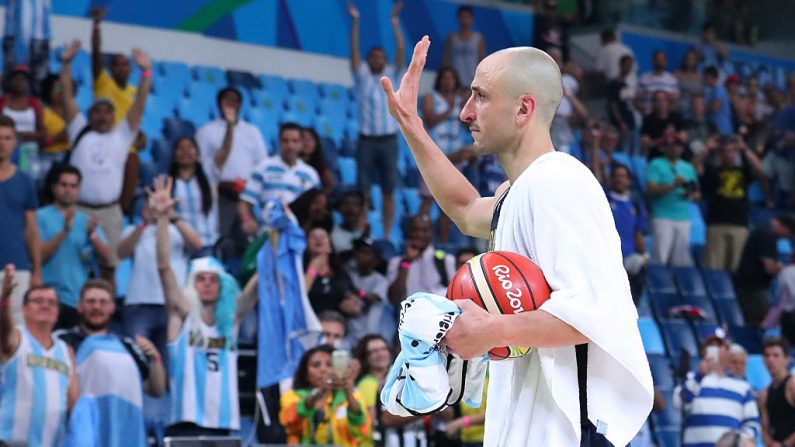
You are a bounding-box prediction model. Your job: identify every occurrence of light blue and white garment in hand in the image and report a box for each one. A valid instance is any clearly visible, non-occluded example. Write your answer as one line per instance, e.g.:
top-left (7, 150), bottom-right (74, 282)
top-left (380, 292), bottom-right (488, 417)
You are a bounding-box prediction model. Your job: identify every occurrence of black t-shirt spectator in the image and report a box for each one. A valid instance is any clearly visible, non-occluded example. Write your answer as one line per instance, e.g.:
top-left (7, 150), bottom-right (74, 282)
top-left (700, 162), bottom-right (752, 226)
top-left (734, 225), bottom-right (778, 289)
top-left (606, 79), bottom-right (636, 129)
top-left (642, 112), bottom-right (684, 159)
top-left (307, 270), bottom-right (357, 315)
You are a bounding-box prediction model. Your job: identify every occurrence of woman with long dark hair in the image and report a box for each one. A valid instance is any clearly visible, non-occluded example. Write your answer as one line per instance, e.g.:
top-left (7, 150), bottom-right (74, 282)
top-left (279, 344), bottom-right (371, 446)
top-left (302, 127), bottom-right (336, 195)
top-left (304, 227), bottom-right (362, 318)
top-left (168, 137), bottom-right (219, 255)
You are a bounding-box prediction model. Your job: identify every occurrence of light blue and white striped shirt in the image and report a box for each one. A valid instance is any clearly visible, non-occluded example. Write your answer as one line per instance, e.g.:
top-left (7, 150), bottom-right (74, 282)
top-left (241, 156), bottom-right (320, 211)
top-left (426, 91), bottom-right (467, 155)
top-left (354, 63), bottom-right (401, 136)
top-left (0, 325), bottom-right (72, 447)
top-left (678, 371), bottom-right (760, 447)
top-left (174, 177), bottom-right (219, 249)
top-left (169, 315), bottom-right (240, 430)
top-left (73, 334), bottom-right (146, 447)
top-left (3, 0), bottom-right (51, 40)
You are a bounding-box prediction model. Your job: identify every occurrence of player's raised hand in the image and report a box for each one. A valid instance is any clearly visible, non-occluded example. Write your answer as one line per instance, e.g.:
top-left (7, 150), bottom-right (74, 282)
top-left (380, 36), bottom-right (430, 125)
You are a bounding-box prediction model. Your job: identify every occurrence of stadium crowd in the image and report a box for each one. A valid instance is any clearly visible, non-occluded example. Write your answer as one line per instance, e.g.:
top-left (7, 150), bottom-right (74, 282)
top-left (0, 1), bottom-right (794, 447)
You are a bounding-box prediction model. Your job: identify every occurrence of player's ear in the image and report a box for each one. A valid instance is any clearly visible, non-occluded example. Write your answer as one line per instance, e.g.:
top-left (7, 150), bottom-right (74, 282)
top-left (516, 94), bottom-right (536, 126)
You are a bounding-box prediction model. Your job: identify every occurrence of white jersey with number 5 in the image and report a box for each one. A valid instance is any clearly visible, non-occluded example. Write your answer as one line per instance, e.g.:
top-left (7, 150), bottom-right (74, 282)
top-left (168, 315), bottom-right (240, 430)
top-left (0, 325), bottom-right (73, 447)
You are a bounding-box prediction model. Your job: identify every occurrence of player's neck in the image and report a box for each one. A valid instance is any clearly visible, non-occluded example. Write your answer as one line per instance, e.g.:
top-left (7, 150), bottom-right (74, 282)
top-left (499, 132), bottom-right (554, 182)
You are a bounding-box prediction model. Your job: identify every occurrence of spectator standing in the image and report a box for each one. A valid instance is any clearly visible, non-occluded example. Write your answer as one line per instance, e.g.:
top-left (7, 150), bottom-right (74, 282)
top-left (548, 46), bottom-right (588, 155)
top-left (59, 279), bottom-right (166, 447)
top-left (646, 136), bottom-right (700, 266)
top-left (346, 238), bottom-right (393, 345)
top-left (318, 310), bottom-right (348, 349)
top-left (301, 127), bottom-right (336, 196)
top-left (595, 28), bottom-right (634, 82)
top-left (606, 164), bottom-right (649, 301)
top-left (0, 268), bottom-right (77, 447)
top-left (118, 192), bottom-right (201, 370)
top-left (37, 165), bottom-right (111, 328)
top-left (676, 332), bottom-right (760, 446)
top-left (304, 227), bottom-right (362, 319)
top-left (704, 65), bottom-right (735, 135)
top-left (776, 263), bottom-right (795, 345)
top-left (698, 23), bottom-right (729, 71)
top-left (683, 94), bottom-right (716, 152)
top-left (169, 137), bottom-right (219, 256)
top-left (197, 86), bottom-right (268, 240)
top-left (2, 0), bottom-right (51, 91)
top-left (150, 176), bottom-right (260, 437)
top-left (348, 1), bottom-right (405, 241)
top-left (675, 48), bottom-right (705, 118)
top-left (694, 135), bottom-right (764, 271)
top-left (641, 90), bottom-right (686, 159)
top-left (289, 188), bottom-right (333, 235)
top-left (387, 215), bottom-right (456, 303)
top-left (442, 5), bottom-right (486, 89)
top-left (637, 50), bottom-right (680, 116)
top-left (758, 337), bottom-right (795, 447)
top-left (734, 216), bottom-right (795, 327)
top-left (330, 189), bottom-right (369, 255)
top-left (39, 73), bottom-right (74, 177)
top-left (59, 41), bottom-right (151, 284)
top-left (0, 66), bottom-right (44, 150)
top-left (279, 345), bottom-right (370, 446)
top-left (606, 54), bottom-right (641, 154)
top-left (0, 115), bottom-right (41, 320)
top-left (532, 0), bottom-right (571, 56)
top-left (239, 122), bottom-right (320, 236)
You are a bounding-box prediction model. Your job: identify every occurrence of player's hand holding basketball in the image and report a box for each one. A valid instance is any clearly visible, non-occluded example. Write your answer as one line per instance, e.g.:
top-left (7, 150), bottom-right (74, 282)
top-left (443, 300), bottom-right (498, 360)
top-left (381, 36), bottom-right (430, 126)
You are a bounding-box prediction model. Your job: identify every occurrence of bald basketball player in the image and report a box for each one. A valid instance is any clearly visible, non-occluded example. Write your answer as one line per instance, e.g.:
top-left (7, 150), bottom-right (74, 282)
top-left (381, 37), bottom-right (653, 446)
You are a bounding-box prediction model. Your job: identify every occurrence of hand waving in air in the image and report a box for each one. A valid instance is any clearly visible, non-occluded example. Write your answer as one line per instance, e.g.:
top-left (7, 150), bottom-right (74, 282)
top-left (380, 36), bottom-right (430, 126)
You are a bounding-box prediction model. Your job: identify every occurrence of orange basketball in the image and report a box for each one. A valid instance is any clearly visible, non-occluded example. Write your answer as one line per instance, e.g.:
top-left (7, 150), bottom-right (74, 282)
top-left (447, 251), bottom-right (552, 360)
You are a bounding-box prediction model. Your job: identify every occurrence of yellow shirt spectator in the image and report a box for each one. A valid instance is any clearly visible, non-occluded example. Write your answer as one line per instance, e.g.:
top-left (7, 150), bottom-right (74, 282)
top-left (280, 388), bottom-right (371, 447)
top-left (93, 70), bottom-right (136, 124)
top-left (41, 107), bottom-right (69, 154)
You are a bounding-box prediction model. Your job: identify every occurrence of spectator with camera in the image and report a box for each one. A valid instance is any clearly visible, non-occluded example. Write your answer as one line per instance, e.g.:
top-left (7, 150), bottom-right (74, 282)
top-left (675, 331), bottom-right (759, 446)
top-left (693, 134), bottom-right (765, 272)
top-left (646, 134), bottom-right (700, 266)
top-left (279, 344), bottom-right (370, 446)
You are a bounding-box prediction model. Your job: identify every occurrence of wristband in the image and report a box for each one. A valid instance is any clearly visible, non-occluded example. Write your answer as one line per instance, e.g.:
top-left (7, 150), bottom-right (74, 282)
top-left (138, 221), bottom-right (148, 229)
top-left (1, 299), bottom-right (10, 308)
top-left (400, 261), bottom-right (411, 270)
top-left (359, 290), bottom-right (366, 298)
top-left (149, 353), bottom-right (161, 364)
top-left (89, 230), bottom-right (99, 241)
top-left (462, 415), bottom-right (471, 428)
top-left (241, 213), bottom-right (253, 223)
top-left (307, 267), bottom-right (318, 277)
top-left (141, 70), bottom-right (152, 79)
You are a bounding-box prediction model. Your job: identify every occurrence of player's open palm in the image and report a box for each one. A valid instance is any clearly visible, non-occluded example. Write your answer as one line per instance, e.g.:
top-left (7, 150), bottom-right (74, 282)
top-left (380, 36), bottom-right (430, 125)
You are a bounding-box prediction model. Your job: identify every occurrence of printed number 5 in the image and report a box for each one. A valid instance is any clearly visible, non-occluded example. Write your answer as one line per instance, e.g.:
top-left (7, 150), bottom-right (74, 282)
top-left (207, 352), bottom-right (219, 372)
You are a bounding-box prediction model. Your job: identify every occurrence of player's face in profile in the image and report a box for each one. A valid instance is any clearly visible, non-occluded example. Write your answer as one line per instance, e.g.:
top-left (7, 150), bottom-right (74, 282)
top-left (460, 58), bottom-right (515, 155)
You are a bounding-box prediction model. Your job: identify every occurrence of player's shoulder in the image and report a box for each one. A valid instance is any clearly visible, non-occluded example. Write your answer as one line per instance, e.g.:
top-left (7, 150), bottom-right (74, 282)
top-left (526, 151), bottom-right (592, 182)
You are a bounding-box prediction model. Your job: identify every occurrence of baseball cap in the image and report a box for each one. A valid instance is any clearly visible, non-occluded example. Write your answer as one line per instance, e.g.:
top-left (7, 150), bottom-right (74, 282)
top-left (353, 237), bottom-right (384, 260)
top-left (701, 327), bottom-right (728, 347)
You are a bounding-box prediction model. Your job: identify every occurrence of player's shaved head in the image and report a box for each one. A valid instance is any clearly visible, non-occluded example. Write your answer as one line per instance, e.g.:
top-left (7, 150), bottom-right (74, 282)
top-left (481, 47), bottom-right (563, 126)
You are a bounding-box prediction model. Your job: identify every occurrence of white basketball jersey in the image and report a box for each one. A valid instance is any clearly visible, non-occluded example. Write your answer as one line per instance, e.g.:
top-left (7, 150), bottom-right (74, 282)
top-left (169, 315), bottom-right (240, 430)
top-left (0, 325), bottom-right (73, 447)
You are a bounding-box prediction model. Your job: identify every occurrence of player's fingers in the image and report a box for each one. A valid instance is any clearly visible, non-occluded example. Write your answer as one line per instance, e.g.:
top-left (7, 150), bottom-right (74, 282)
top-left (406, 36), bottom-right (430, 79)
top-left (380, 77), bottom-right (397, 104)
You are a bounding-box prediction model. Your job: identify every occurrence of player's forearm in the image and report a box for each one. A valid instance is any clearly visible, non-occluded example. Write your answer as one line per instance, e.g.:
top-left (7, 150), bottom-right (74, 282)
top-left (493, 309), bottom-right (588, 349)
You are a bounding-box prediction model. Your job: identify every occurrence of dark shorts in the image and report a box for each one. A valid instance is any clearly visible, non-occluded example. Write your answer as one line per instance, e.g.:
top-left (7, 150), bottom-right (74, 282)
top-left (356, 134), bottom-right (398, 194)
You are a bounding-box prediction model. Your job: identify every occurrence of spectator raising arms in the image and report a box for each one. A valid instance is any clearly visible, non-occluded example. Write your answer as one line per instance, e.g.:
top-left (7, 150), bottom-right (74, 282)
top-left (150, 175), bottom-right (260, 437)
top-left (59, 40), bottom-right (151, 285)
top-left (442, 6), bottom-right (486, 89)
top-left (279, 344), bottom-right (370, 446)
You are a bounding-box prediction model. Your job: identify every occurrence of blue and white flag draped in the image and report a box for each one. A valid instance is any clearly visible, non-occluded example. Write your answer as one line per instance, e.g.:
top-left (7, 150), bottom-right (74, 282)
top-left (256, 201), bottom-right (321, 388)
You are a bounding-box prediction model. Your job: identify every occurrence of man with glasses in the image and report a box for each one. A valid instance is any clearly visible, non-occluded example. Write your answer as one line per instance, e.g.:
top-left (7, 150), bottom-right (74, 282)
top-left (58, 278), bottom-right (166, 447)
top-left (37, 164), bottom-right (111, 329)
top-left (0, 265), bottom-right (78, 446)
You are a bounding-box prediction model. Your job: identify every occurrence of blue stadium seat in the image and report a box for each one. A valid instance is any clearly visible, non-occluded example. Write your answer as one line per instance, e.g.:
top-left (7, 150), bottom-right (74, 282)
top-left (655, 428), bottom-right (681, 447)
top-left (672, 266), bottom-right (707, 298)
top-left (319, 82), bottom-right (348, 102)
top-left (75, 86), bottom-right (93, 112)
top-left (649, 293), bottom-right (683, 321)
top-left (315, 115), bottom-right (345, 146)
top-left (652, 390), bottom-right (682, 430)
top-left (193, 65), bottom-right (226, 85)
top-left (611, 152), bottom-right (632, 172)
top-left (639, 318), bottom-right (666, 355)
top-left (288, 79), bottom-right (320, 107)
top-left (402, 188), bottom-right (421, 215)
top-left (729, 325), bottom-right (762, 354)
top-left (372, 239), bottom-right (397, 261)
top-left (746, 354), bottom-right (771, 391)
top-left (648, 354), bottom-right (675, 390)
top-left (647, 264), bottom-right (677, 294)
top-left (701, 269), bottom-right (736, 300)
top-left (284, 96), bottom-right (316, 127)
top-left (226, 70), bottom-right (260, 90)
top-left (162, 117), bottom-right (196, 143)
top-left (139, 114), bottom-right (163, 140)
top-left (632, 155), bottom-right (648, 191)
top-left (176, 97), bottom-right (212, 128)
top-left (150, 138), bottom-right (171, 175)
top-left (247, 108), bottom-right (280, 146)
top-left (337, 157), bottom-right (357, 186)
top-left (251, 89), bottom-right (286, 115)
top-left (145, 93), bottom-right (177, 121)
top-left (681, 294), bottom-right (718, 323)
top-left (186, 81), bottom-right (220, 109)
top-left (370, 186), bottom-right (383, 214)
top-left (319, 98), bottom-right (348, 125)
top-left (714, 298), bottom-right (745, 326)
top-left (660, 319), bottom-right (699, 358)
top-left (159, 61), bottom-right (191, 95)
top-left (319, 137), bottom-right (339, 173)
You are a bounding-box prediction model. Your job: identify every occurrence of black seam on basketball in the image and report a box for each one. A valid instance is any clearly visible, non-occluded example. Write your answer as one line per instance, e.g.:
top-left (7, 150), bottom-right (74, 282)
top-left (465, 261), bottom-right (487, 309)
top-left (480, 254), bottom-right (507, 314)
top-left (494, 252), bottom-right (537, 310)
